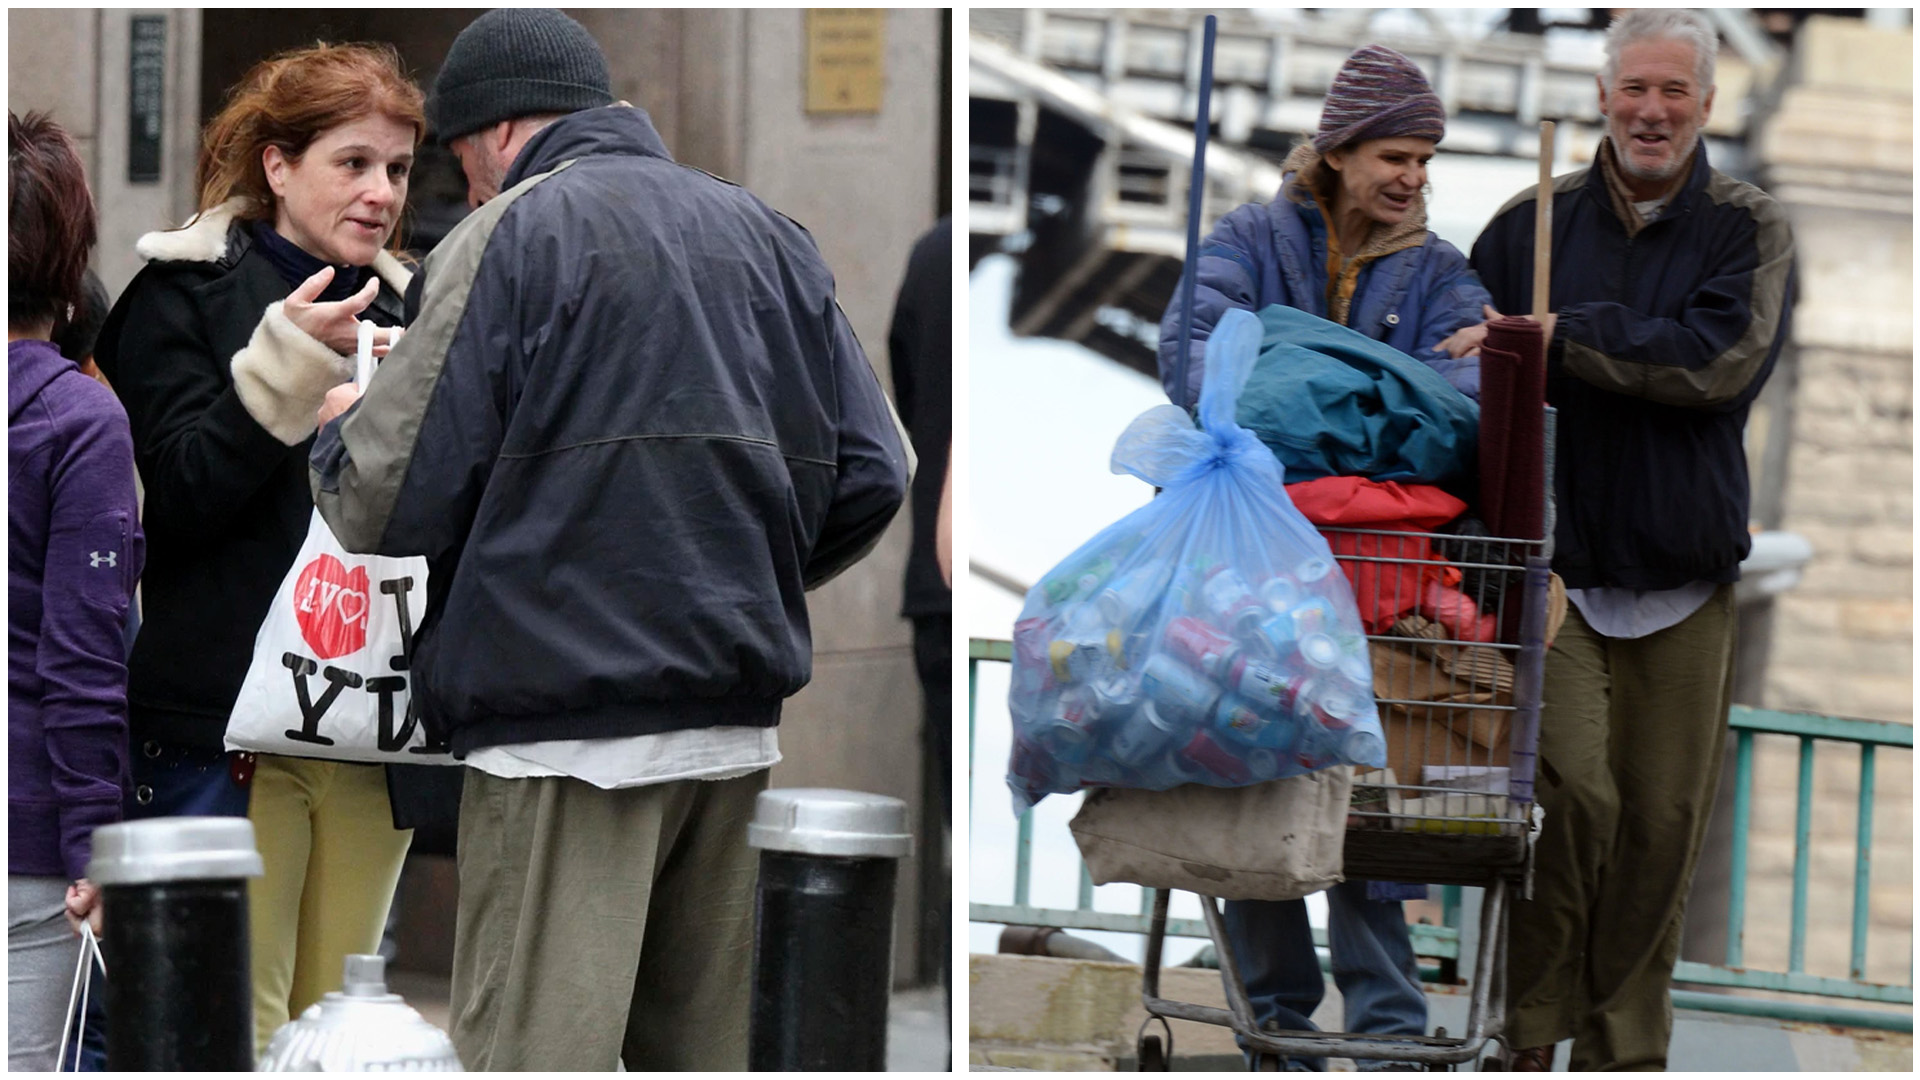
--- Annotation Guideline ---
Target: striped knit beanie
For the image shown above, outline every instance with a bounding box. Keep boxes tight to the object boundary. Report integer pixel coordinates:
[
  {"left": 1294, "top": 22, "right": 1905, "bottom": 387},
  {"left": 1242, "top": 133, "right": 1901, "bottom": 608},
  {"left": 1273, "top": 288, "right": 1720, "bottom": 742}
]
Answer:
[
  {"left": 1312, "top": 45, "right": 1446, "bottom": 153},
  {"left": 428, "top": 8, "right": 614, "bottom": 144}
]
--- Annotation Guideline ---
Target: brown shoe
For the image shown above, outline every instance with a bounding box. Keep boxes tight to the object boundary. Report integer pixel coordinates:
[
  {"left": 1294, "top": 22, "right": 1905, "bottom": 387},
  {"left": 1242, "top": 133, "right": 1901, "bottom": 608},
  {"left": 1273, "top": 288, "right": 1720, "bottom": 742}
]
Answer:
[{"left": 1508, "top": 1044, "right": 1555, "bottom": 1071}]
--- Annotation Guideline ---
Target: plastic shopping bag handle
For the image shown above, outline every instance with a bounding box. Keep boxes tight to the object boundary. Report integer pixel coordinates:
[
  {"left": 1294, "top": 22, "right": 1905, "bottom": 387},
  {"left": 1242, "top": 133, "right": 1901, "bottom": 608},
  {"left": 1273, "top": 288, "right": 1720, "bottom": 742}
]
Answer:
[
  {"left": 355, "top": 322, "right": 404, "bottom": 389},
  {"left": 55, "top": 924, "right": 107, "bottom": 1072}
]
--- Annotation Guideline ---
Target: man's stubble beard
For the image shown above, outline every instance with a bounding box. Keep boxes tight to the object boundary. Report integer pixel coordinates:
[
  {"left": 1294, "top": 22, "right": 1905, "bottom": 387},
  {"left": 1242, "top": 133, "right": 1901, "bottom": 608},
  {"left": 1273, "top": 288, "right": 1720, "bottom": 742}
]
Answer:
[{"left": 1615, "top": 109, "right": 1704, "bottom": 185}]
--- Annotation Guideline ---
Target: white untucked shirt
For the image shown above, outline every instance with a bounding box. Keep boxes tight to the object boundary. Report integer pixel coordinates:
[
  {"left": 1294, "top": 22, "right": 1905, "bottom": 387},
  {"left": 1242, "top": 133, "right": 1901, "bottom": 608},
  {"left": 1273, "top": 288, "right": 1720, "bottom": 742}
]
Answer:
[
  {"left": 1567, "top": 582, "right": 1716, "bottom": 640},
  {"left": 465, "top": 726, "right": 780, "bottom": 789}
]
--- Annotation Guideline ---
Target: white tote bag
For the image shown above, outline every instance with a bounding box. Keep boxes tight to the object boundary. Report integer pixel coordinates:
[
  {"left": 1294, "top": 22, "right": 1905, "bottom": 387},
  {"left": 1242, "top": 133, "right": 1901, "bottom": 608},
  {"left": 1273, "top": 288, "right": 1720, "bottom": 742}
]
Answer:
[
  {"left": 224, "top": 509, "right": 448, "bottom": 764},
  {"left": 225, "top": 323, "right": 454, "bottom": 765}
]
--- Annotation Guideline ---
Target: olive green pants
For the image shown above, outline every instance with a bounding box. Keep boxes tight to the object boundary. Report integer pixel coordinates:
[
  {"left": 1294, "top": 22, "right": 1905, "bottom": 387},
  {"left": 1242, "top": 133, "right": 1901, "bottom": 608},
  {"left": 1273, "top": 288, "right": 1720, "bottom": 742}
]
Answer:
[
  {"left": 448, "top": 766, "right": 768, "bottom": 1071},
  {"left": 1505, "top": 585, "right": 1735, "bottom": 1071}
]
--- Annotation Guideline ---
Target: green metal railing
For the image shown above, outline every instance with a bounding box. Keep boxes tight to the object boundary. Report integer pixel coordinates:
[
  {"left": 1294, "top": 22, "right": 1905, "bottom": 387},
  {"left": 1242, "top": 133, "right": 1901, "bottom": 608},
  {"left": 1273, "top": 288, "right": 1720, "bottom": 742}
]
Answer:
[{"left": 968, "top": 637, "right": 1913, "bottom": 1033}]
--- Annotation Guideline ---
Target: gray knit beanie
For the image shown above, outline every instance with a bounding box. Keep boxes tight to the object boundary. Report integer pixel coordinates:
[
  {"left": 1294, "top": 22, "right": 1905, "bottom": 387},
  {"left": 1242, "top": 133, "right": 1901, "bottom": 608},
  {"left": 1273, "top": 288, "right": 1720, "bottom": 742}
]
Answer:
[{"left": 428, "top": 8, "right": 614, "bottom": 144}]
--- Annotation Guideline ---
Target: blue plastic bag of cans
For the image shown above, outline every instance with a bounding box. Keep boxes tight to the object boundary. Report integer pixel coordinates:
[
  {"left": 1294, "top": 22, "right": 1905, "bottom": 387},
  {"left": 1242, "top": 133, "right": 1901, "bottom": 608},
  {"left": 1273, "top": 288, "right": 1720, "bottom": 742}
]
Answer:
[{"left": 1006, "top": 308, "right": 1387, "bottom": 813}]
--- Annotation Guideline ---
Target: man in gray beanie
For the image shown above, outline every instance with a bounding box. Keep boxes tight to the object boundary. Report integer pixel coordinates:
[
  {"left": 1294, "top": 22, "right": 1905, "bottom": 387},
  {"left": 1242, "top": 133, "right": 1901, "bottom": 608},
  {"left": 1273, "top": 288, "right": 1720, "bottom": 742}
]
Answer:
[{"left": 299, "top": 8, "right": 910, "bottom": 1069}]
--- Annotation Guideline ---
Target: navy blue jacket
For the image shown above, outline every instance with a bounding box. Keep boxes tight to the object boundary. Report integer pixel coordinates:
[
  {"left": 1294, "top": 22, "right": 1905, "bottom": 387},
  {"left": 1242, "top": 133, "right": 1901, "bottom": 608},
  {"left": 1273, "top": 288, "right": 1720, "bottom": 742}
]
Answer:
[
  {"left": 310, "top": 107, "right": 909, "bottom": 754},
  {"left": 1471, "top": 142, "right": 1795, "bottom": 590}
]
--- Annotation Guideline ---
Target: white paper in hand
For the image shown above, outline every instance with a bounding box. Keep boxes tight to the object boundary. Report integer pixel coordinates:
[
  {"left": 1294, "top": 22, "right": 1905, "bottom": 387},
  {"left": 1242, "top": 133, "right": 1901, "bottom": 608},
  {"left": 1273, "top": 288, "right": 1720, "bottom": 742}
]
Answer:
[{"left": 356, "top": 319, "right": 375, "bottom": 388}]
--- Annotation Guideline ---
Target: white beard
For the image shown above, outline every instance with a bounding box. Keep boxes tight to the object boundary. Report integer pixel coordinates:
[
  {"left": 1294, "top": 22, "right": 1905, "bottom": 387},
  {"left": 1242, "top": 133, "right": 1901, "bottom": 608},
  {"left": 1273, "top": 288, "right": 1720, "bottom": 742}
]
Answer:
[{"left": 1617, "top": 132, "right": 1699, "bottom": 183}]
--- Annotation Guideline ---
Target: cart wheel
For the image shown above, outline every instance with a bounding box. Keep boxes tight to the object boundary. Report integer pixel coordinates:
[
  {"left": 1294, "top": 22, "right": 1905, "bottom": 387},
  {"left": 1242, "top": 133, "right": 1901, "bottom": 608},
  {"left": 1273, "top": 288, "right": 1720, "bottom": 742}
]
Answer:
[{"left": 1138, "top": 1034, "right": 1168, "bottom": 1072}]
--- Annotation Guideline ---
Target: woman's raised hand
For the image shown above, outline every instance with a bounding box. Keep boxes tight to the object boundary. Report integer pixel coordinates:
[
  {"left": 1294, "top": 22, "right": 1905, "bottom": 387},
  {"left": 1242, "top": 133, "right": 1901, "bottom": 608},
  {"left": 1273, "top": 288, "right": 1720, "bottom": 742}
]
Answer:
[{"left": 283, "top": 266, "right": 394, "bottom": 357}]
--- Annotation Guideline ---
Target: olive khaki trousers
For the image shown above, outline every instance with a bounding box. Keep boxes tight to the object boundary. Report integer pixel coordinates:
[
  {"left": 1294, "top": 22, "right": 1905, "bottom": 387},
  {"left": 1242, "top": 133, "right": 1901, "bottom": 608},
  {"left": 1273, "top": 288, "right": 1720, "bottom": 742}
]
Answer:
[
  {"left": 1505, "top": 584, "right": 1736, "bottom": 1071},
  {"left": 248, "top": 756, "right": 413, "bottom": 1055},
  {"left": 449, "top": 766, "right": 769, "bottom": 1071}
]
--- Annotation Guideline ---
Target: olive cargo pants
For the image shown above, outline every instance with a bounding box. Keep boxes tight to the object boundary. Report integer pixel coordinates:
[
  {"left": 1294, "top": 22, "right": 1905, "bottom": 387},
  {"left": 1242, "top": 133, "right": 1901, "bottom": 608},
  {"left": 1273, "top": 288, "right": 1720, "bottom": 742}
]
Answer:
[
  {"left": 1505, "top": 584, "right": 1736, "bottom": 1071},
  {"left": 448, "top": 766, "right": 769, "bottom": 1071}
]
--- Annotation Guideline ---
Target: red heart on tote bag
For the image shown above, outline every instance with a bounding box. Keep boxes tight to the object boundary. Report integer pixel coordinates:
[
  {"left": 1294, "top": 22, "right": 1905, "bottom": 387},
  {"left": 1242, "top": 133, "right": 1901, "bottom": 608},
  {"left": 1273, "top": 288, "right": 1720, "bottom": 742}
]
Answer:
[{"left": 293, "top": 554, "right": 372, "bottom": 660}]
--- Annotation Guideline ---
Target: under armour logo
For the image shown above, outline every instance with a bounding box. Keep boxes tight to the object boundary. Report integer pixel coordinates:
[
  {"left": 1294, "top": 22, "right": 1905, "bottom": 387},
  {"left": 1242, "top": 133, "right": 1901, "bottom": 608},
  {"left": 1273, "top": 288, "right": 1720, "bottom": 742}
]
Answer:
[{"left": 89, "top": 551, "right": 118, "bottom": 569}]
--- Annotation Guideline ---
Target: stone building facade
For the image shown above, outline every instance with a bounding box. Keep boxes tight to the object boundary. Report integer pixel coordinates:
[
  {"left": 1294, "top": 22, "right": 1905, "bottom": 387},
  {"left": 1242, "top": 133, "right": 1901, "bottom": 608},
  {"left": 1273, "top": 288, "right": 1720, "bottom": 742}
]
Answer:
[{"left": 1747, "top": 15, "right": 1912, "bottom": 992}]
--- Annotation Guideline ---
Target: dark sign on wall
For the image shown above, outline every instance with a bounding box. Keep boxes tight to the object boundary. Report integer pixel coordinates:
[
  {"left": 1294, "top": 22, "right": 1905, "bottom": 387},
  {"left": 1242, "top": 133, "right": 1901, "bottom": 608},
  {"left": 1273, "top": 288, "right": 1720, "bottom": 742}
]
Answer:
[{"left": 128, "top": 16, "right": 166, "bottom": 183}]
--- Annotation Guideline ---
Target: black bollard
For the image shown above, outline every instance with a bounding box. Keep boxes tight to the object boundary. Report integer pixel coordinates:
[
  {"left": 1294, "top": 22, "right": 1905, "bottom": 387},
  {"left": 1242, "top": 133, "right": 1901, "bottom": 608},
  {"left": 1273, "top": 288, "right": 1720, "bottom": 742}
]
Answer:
[
  {"left": 87, "top": 817, "right": 263, "bottom": 1070},
  {"left": 747, "top": 789, "right": 911, "bottom": 1071}
]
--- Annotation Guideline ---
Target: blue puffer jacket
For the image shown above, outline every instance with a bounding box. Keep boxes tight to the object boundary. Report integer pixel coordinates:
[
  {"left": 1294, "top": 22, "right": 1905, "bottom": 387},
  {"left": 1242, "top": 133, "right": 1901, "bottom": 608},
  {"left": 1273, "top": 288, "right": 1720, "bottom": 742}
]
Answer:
[{"left": 1158, "top": 171, "right": 1490, "bottom": 409}]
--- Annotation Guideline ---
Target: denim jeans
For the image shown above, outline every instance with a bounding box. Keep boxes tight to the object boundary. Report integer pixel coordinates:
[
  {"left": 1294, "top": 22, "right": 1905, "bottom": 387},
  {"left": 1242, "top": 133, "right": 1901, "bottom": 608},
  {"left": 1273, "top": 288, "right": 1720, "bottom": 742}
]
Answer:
[{"left": 1221, "top": 879, "right": 1426, "bottom": 1070}]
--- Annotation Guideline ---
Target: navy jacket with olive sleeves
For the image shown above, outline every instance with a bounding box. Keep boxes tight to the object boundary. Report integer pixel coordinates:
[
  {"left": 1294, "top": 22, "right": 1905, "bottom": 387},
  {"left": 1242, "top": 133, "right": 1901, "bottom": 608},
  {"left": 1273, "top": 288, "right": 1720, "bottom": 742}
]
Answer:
[
  {"left": 309, "top": 106, "right": 910, "bottom": 755},
  {"left": 1470, "top": 141, "right": 1795, "bottom": 590}
]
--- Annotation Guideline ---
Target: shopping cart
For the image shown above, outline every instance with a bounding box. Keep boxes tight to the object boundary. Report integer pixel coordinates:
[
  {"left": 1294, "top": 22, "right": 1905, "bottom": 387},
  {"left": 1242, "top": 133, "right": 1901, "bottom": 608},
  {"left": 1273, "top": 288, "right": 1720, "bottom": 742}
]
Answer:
[{"left": 1131, "top": 517, "right": 1554, "bottom": 1071}]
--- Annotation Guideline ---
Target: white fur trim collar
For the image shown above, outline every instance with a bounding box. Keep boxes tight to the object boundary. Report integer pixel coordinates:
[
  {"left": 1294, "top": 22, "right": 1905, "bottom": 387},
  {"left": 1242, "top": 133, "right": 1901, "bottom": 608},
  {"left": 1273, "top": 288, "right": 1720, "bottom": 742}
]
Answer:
[{"left": 133, "top": 197, "right": 413, "bottom": 294}]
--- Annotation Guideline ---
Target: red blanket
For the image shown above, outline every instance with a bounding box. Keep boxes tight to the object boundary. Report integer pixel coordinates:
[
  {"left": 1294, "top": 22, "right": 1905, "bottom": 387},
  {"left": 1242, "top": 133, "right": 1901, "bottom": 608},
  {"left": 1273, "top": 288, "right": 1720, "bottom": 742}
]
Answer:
[{"left": 1286, "top": 477, "right": 1467, "bottom": 634}]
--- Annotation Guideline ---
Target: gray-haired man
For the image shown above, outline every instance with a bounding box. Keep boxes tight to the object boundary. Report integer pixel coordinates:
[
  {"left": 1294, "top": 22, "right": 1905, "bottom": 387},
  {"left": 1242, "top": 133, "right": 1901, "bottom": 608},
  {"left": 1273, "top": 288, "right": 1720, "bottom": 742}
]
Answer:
[{"left": 1467, "top": 9, "right": 1794, "bottom": 1070}]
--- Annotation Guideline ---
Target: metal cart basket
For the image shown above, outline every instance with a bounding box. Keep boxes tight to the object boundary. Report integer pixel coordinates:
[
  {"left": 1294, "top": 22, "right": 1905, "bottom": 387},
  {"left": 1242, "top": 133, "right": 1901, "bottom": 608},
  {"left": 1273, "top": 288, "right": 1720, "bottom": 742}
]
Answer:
[{"left": 1133, "top": 522, "right": 1554, "bottom": 1071}]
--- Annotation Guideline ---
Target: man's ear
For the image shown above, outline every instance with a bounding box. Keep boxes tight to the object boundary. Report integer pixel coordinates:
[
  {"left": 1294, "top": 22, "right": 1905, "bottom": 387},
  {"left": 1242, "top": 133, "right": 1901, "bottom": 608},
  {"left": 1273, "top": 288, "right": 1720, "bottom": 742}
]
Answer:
[
  {"left": 1595, "top": 74, "right": 1609, "bottom": 119},
  {"left": 487, "top": 119, "right": 516, "bottom": 157}
]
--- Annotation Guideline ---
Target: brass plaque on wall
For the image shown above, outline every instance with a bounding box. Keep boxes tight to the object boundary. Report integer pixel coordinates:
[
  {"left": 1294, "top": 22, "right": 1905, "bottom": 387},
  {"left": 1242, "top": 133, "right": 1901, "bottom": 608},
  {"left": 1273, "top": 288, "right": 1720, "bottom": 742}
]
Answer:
[{"left": 806, "top": 9, "right": 885, "bottom": 114}]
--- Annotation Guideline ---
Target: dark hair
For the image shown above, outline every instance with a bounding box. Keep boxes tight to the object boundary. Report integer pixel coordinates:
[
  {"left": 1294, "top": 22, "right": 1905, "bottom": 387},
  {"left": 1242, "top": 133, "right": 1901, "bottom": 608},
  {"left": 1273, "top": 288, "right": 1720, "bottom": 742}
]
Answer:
[
  {"left": 9, "top": 111, "right": 98, "bottom": 331},
  {"left": 52, "top": 268, "right": 111, "bottom": 362},
  {"left": 195, "top": 42, "right": 424, "bottom": 252}
]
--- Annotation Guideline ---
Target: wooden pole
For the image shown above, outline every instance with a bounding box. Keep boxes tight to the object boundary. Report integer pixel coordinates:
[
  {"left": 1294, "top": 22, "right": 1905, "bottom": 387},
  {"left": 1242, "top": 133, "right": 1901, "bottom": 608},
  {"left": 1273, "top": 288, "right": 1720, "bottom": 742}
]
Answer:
[{"left": 1533, "top": 120, "right": 1555, "bottom": 320}]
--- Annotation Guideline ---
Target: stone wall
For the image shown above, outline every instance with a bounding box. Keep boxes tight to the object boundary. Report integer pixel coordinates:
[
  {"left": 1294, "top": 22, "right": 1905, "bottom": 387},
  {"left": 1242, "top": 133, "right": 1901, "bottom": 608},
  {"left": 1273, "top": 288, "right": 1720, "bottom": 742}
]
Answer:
[
  {"left": 9, "top": 9, "right": 203, "bottom": 296},
  {"left": 1749, "top": 14, "right": 1912, "bottom": 991}
]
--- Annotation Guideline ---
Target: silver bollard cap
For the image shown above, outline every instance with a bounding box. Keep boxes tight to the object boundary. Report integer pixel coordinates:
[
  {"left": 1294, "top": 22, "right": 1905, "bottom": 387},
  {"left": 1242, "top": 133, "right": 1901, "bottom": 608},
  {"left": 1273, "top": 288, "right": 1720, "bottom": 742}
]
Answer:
[
  {"left": 747, "top": 788, "right": 912, "bottom": 859},
  {"left": 86, "top": 817, "right": 264, "bottom": 886}
]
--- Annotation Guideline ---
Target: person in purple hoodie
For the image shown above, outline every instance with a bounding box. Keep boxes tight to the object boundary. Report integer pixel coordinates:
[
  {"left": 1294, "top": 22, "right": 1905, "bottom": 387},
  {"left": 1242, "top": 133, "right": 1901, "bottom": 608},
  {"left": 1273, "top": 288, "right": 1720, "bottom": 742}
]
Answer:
[{"left": 7, "top": 110, "right": 145, "bottom": 1072}]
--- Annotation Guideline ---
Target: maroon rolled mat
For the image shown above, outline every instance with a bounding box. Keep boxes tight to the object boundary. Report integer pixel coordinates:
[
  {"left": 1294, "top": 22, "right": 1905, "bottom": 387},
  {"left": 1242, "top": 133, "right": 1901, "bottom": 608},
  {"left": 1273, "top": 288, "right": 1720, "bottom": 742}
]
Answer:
[
  {"left": 1476, "top": 348, "right": 1514, "bottom": 537},
  {"left": 1479, "top": 317, "right": 1547, "bottom": 646},
  {"left": 1478, "top": 316, "right": 1547, "bottom": 543}
]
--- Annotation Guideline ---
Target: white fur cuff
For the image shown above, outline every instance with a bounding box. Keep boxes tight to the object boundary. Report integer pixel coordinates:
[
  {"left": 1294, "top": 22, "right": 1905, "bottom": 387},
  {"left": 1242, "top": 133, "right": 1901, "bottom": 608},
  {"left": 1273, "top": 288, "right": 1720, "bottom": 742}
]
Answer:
[{"left": 230, "top": 301, "right": 353, "bottom": 446}]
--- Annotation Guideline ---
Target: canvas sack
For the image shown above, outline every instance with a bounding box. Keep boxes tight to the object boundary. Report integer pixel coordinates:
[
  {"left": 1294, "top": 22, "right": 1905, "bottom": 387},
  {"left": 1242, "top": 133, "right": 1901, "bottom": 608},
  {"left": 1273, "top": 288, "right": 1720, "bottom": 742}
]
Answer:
[{"left": 1068, "top": 768, "right": 1351, "bottom": 902}]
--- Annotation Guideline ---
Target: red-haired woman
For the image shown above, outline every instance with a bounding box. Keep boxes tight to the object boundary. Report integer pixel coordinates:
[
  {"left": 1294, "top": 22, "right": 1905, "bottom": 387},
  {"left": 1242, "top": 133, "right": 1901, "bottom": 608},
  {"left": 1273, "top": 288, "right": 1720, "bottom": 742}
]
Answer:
[
  {"left": 92, "top": 43, "right": 424, "bottom": 1052},
  {"left": 8, "top": 110, "right": 143, "bottom": 1071}
]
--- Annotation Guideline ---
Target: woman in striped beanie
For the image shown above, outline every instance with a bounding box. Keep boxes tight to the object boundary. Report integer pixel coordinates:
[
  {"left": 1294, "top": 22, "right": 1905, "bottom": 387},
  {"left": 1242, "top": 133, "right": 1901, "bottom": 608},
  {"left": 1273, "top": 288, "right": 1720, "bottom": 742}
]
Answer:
[
  {"left": 1153, "top": 43, "right": 1493, "bottom": 1070},
  {"left": 1156, "top": 43, "right": 1491, "bottom": 409}
]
